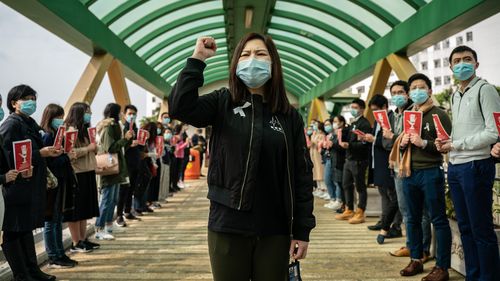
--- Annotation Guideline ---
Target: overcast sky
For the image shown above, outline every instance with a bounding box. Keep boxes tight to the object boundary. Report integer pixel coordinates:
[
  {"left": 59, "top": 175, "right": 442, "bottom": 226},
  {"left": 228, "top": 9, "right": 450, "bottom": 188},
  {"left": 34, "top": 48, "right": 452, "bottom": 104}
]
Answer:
[{"left": 0, "top": 2, "right": 151, "bottom": 126}]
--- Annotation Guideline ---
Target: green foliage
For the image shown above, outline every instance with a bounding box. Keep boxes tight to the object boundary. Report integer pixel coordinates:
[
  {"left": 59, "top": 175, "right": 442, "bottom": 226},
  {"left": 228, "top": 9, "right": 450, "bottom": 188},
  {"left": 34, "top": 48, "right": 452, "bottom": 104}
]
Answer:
[
  {"left": 434, "top": 88, "right": 453, "bottom": 110},
  {"left": 139, "top": 116, "right": 158, "bottom": 127}
]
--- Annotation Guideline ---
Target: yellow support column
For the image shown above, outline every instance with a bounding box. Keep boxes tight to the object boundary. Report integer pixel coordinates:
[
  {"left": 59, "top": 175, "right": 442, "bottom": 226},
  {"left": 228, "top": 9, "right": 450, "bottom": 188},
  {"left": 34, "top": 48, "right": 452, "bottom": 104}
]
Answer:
[
  {"left": 307, "top": 98, "right": 330, "bottom": 125},
  {"left": 65, "top": 53, "right": 113, "bottom": 113},
  {"left": 364, "top": 58, "right": 392, "bottom": 125},
  {"left": 108, "top": 59, "right": 131, "bottom": 110}
]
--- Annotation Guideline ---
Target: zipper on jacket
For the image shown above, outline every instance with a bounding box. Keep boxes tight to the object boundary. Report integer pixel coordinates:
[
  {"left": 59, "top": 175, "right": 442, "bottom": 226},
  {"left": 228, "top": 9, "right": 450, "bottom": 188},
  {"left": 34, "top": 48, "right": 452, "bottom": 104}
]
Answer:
[
  {"left": 238, "top": 95, "right": 254, "bottom": 210},
  {"left": 275, "top": 117, "right": 294, "bottom": 238}
]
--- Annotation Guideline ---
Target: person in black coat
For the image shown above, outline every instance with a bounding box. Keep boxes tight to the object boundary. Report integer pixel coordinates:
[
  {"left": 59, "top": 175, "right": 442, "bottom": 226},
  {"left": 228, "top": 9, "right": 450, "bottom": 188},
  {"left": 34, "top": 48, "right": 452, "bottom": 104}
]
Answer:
[
  {"left": 169, "top": 33, "right": 315, "bottom": 280},
  {"left": 362, "top": 95, "right": 400, "bottom": 244},
  {"left": 40, "top": 103, "right": 78, "bottom": 268},
  {"left": 0, "top": 85, "right": 61, "bottom": 281}
]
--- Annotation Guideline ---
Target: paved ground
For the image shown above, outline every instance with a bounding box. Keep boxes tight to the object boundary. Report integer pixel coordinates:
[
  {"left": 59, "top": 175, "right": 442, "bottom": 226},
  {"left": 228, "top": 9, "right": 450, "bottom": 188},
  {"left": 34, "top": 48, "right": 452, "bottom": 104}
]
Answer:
[{"left": 45, "top": 179, "right": 464, "bottom": 280}]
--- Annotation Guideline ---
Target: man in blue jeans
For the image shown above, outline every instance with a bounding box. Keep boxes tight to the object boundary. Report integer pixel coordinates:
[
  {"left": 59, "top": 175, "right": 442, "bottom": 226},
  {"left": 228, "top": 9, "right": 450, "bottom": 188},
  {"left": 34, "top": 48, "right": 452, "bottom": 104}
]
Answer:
[
  {"left": 437, "top": 45, "right": 500, "bottom": 281},
  {"left": 391, "top": 73, "right": 452, "bottom": 281}
]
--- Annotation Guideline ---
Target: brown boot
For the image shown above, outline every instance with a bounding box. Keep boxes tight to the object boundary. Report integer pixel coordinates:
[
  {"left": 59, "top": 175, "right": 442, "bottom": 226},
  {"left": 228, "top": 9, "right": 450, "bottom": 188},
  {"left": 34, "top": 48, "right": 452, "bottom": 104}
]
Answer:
[
  {"left": 348, "top": 208, "right": 365, "bottom": 224},
  {"left": 421, "top": 267, "right": 449, "bottom": 281},
  {"left": 390, "top": 246, "right": 410, "bottom": 257},
  {"left": 334, "top": 208, "right": 354, "bottom": 220},
  {"left": 400, "top": 260, "right": 424, "bottom": 276}
]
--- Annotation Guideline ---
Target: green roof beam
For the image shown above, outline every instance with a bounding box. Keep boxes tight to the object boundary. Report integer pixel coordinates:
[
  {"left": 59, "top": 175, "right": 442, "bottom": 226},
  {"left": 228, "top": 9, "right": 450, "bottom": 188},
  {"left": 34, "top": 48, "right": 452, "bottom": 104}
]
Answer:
[
  {"left": 100, "top": 0, "right": 143, "bottom": 26},
  {"left": 162, "top": 55, "right": 228, "bottom": 80},
  {"left": 403, "top": 0, "right": 428, "bottom": 10},
  {"left": 276, "top": 45, "right": 332, "bottom": 74},
  {"left": 351, "top": 0, "right": 401, "bottom": 27},
  {"left": 278, "top": 52, "right": 326, "bottom": 79},
  {"left": 280, "top": 59, "right": 321, "bottom": 84}
]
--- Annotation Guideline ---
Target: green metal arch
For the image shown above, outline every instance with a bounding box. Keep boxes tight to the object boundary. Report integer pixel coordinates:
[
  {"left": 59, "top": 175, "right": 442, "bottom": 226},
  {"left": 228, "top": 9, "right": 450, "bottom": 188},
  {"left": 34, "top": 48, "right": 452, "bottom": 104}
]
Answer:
[
  {"left": 403, "top": 0, "right": 427, "bottom": 11},
  {"left": 282, "top": 0, "right": 380, "bottom": 41},
  {"left": 284, "top": 80, "right": 303, "bottom": 97},
  {"left": 270, "top": 34, "right": 342, "bottom": 68},
  {"left": 151, "top": 33, "right": 226, "bottom": 71},
  {"left": 271, "top": 10, "right": 365, "bottom": 52},
  {"left": 204, "top": 66, "right": 230, "bottom": 79},
  {"left": 282, "top": 66, "right": 315, "bottom": 89},
  {"left": 116, "top": 0, "right": 206, "bottom": 39},
  {"left": 269, "top": 22, "right": 354, "bottom": 61},
  {"left": 278, "top": 52, "right": 326, "bottom": 79},
  {"left": 129, "top": 9, "right": 224, "bottom": 51},
  {"left": 203, "top": 71, "right": 229, "bottom": 86},
  {"left": 280, "top": 59, "right": 321, "bottom": 84},
  {"left": 276, "top": 45, "right": 332, "bottom": 75},
  {"left": 284, "top": 74, "right": 309, "bottom": 93},
  {"left": 351, "top": 0, "right": 400, "bottom": 27},
  {"left": 141, "top": 21, "right": 225, "bottom": 61},
  {"left": 100, "top": 0, "right": 143, "bottom": 26},
  {"left": 162, "top": 55, "right": 227, "bottom": 79}
]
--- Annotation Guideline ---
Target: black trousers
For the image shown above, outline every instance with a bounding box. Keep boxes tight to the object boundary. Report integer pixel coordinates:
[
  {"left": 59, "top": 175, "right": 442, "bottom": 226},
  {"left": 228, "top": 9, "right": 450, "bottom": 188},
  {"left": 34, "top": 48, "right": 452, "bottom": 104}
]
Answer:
[
  {"left": 147, "top": 160, "right": 161, "bottom": 202},
  {"left": 378, "top": 184, "right": 400, "bottom": 231},
  {"left": 208, "top": 230, "right": 289, "bottom": 281},
  {"left": 170, "top": 157, "right": 181, "bottom": 190},
  {"left": 342, "top": 160, "right": 369, "bottom": 210},
  {"left": 117, "top": 168, "right": 137, "bottom": 216}
]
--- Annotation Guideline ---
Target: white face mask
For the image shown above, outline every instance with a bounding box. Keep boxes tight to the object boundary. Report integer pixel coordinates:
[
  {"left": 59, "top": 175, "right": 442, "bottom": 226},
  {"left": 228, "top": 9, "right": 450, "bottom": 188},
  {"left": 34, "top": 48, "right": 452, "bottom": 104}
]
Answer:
[{"left": 332, "top": 123, "right": 339, "bottom": 130}]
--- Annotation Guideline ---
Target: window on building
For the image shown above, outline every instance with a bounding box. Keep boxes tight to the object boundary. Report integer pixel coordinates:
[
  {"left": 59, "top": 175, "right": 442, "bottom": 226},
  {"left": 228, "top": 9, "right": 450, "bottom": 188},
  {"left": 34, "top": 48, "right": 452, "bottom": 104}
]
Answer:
[
  {"left": 444, "top": 75, "right": 451, "bottom": 85},
  {"left": 421, "top": 61, "right": 428, "bottom": 70},
  {"left": 357, "top": 86, "right": 365, "bottom": 94},
  {"left": 443, "top": 58, "right": 450, "bottom": 67},
  {"left": 435, "top": 77, "right": 442, "bottom": 86},
  {"left": 434, "top": 59, "right": 441, "bottom": 68},
  {"left": 443, "top": 39, "right": 450, "bottom": 49},
  {"left": 456, "top": 36, "right": 463, "bottom": 45},
  {"left": 433, "top": 43, "right": 441, "bottom": 50},
  {"left": 466, "top": 31, "right": 473, "bottom": 42}
]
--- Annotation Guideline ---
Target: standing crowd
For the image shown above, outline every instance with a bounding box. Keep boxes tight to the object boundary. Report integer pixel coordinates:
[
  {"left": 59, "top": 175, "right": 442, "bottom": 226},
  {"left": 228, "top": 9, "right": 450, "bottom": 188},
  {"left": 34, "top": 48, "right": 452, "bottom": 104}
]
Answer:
[
  {"left": 0, "top": 87, "right": 206, "bottom": 281},
  {"left": 308, "top": 45, "right": 500, "bottom": 281}
]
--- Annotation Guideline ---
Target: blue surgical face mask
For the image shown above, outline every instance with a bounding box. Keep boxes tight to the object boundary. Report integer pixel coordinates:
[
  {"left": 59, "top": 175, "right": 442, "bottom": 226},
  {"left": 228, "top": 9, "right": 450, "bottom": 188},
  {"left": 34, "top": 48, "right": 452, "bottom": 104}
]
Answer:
[
  {"left": 164, "top": 133, "right": 172, "bottom": 141},
  {"left": 410, "top": 89, "right": 429, "bottom": 105},
  {"left": 350, "top": 108, "right": 359, "bottom": 117},
  {"left": 0, "top": 108, "right": 4, "bottom": 121},
  {"left": 312, "top": 124, "right": 318, "bottom": 131},
  {"left": 162, "top": 117, "right": 170, "bottom": 125},
  {"left": 157, "top": 128, "right": 162, "bottom": 135},
  {"left": 236, "top": 58, "right": 272, "bottom": 88},
  {"left": 126, "top": 114, "right": 136, "bottom": 124},
  {"left": 452, "top": 62, "right": 475, "bottom": 81},
  {"left": 20, "top": 100, "right": 36, "bottom": 116},
  {"left": 325, "top": 125, "right": 332, "bottom": 133},
  {"left": 84, "top": 113, "right": 92, "bottom": 124},
  {"left": 391, "top": 95, "right": 408, "bottom": 108},
  {"left": 306, "top": 129, "right": 313, "bottom": 136},
  {"left": 51, "top": 118, "right": 64, "bottom": 130}
]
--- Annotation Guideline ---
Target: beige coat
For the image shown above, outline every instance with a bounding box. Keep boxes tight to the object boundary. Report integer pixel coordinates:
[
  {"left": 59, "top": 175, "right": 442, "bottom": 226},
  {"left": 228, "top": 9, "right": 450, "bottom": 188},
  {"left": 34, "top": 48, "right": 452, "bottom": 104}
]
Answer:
[{"left": 310, "top": 132, "right": 325, "bottom": 181}]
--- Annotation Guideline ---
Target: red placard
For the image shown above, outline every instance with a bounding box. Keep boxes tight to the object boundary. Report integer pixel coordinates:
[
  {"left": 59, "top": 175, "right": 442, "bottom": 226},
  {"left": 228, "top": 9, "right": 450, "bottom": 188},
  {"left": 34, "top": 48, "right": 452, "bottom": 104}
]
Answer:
[
  {"left": 432, "top": 114, "right": 450, "bottom": 141},
  {"left": 155, "top": 136, "right": 164, "bottom": 157},
  {"left": 64, "top": 130, "right": 78, "bottom": 153},
  {"left": 13, "top": 139, "right": 32, "bottom": 172},
  {"left": 87, "top": 127, "right": 96, "bottom": 144},
  {"left": 53, "top": 126, "right": 66, "bottom": 150},
  {"left": 403, "top": 111, "right": 423, "bottom": 136},
  {"left": 337, "top": 129, "right": 342, "bottom": 145},
  {"left": 137, "top": 129, "right": 149, "bottom": 146},
  {"left": 353, "top": 129, "right": 366, "bottom": 137},
  {"left": 494, "top": 112, "right": 500, "bottom": 136},
  {"left": 373, "top": 110, "right": 391, "bottom": 131}
]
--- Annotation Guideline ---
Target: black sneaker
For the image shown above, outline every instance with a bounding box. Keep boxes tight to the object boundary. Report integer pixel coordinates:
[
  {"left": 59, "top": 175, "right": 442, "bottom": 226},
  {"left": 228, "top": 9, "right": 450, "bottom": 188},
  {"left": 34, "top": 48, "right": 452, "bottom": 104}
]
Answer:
[
  {"left": 70, "top": 241, "right": 92, "bottom": 253},
  {"left": 84, "top": 239, "right": 100, "bottom": 250},
  {"left": 132, "top": 210, "right": 143, "bottom": 217},
  {"left": 125, "top": 213, "right": 141, "bottom": 221},
  {"left": 115, "top": 216, "right": 127, "bottom": 227},
  {"left": 60, "top": 255, "right": 78, "bottom": 266},
  {"left": 48, "top": 257, "right": 75, "bottom": 269},
  {"left": 143, "top": 207, "right": 154, "bottom": 213}
]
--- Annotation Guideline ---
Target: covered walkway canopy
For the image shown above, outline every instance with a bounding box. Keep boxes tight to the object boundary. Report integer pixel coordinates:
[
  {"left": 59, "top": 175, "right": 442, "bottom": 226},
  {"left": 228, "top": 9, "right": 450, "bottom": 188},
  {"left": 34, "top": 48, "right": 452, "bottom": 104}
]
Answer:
[{"left": 2, "top": 0, "right": 500, "bottom": 109}]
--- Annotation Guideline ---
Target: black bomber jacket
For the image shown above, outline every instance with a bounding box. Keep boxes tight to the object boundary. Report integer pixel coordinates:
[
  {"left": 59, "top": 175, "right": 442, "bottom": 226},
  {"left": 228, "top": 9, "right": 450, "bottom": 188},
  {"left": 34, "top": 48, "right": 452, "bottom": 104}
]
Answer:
[{"left": 169, "top": 58, "right": 316, "bottom": 241}]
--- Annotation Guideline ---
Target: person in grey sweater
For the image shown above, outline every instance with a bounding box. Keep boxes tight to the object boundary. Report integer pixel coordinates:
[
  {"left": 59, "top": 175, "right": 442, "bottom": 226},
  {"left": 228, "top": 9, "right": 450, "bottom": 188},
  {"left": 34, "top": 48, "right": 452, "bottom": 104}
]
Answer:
[{"left": 436, "top": 45, "right": 500, "bottom": 281}]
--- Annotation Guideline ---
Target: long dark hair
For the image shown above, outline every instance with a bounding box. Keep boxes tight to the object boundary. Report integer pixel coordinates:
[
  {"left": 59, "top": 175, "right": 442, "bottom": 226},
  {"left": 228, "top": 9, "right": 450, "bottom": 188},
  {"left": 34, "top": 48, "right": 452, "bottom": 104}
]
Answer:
[
  {"left": 65, "top": 102, "right": 90, "bottom": 142},
  {"left": 40, "top": 104, "right": 64, "bottom": 134},
  {"left": 141, "top": 121, "right": 157, "bottom": 145},
  {"left": 103, "top": 103, "right": 121, "bottom": 123},
  {"left": 229, "top": 33, "right": 290, "bottom": 114}
]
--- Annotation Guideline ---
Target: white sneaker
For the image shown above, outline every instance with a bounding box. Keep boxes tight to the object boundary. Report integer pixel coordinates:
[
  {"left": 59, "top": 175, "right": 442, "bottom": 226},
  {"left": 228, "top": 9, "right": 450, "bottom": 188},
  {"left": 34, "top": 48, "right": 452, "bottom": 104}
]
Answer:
[
  {"left": 105, "top": 225, "right": 114, "bottom": 234},
  {"left": 178, "top": 181, "right": 185, "bottom": 189},
  {"left": 313, "top": 190, "right": 322, "bottom": 197},
  {"left": 320, "top": 193, "right": 331, "bottom": 200},
  {"left": 330, "top": 200, "right": 342, "bottom": 210},
  {"left": 95, "top": 231, "right": 115, "bottom": 240},
  {"left": 323, "top": 201, "right": 335, "bottom": 208}
]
